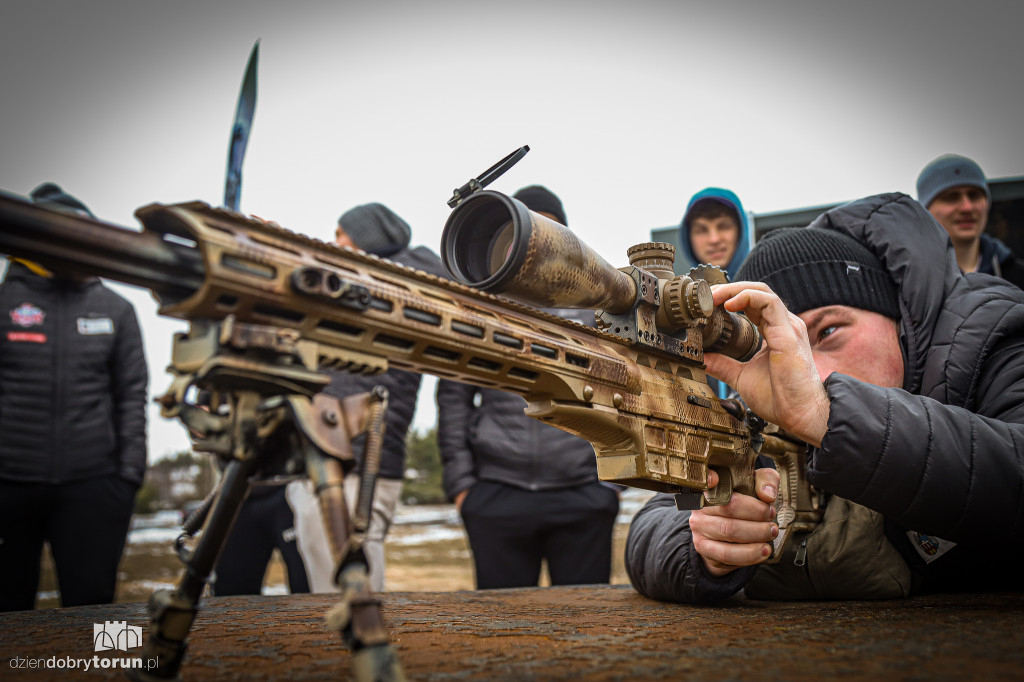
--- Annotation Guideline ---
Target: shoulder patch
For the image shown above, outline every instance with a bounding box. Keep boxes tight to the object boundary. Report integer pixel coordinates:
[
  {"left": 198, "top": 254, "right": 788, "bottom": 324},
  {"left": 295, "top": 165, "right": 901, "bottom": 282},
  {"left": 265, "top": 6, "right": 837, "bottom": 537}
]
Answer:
[{"left": 906, "top": 530, "right": 957, "bottom": 564}]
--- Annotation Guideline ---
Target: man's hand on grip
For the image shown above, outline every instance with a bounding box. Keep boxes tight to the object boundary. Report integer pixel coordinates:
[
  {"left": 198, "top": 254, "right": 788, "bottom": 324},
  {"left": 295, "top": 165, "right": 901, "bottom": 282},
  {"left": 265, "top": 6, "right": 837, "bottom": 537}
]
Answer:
[{"left": 690, "top": 468, "right": 781, "bottom": 577}]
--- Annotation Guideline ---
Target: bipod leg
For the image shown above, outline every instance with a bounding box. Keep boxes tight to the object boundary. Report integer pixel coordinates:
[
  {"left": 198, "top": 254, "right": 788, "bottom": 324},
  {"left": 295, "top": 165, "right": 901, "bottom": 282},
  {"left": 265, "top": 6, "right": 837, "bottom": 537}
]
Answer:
[
  {"left": 352, "top": 386, "right": 388, "bottom": 536},
  {"left": 330, "top": 561, "right": 405, "bottom": 682},
  {"left": 307, "top": 447, "right": 405, "bottom": 682},
  {"left": 128, "top": 456, "right": 257, "bottom": 681}
]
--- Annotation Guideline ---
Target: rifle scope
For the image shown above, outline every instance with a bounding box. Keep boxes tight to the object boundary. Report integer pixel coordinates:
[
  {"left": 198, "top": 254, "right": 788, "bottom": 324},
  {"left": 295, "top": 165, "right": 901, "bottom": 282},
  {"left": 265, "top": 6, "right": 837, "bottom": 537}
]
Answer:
[
  {"left": 441, "top": 190, "right": 636, "bottom": 314},
  {"left": 441, "top": 190, "right": 762, "bottom": 362}
]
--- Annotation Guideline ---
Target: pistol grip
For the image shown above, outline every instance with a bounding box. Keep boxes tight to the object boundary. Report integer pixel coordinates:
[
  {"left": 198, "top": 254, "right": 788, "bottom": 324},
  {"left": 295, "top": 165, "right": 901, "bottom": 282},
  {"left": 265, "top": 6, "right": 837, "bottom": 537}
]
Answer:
[{"left": 765, "top": 506, "right": 795, "bottom": 564}]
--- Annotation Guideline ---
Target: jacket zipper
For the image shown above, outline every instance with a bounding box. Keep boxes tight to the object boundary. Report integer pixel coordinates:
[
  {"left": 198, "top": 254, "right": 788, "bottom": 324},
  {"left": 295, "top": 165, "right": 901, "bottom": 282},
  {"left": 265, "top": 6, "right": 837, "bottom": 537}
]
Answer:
[{"left": 794, "top": 536, "right": 809, "bottom": 567}]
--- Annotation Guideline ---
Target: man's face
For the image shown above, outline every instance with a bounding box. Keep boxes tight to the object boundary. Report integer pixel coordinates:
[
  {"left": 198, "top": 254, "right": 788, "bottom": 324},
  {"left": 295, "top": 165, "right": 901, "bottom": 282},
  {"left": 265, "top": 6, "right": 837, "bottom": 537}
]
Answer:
[
  {"left": 927, "top": 185, "right": 990, "bottom": 247},
  {"left": 335, "top": 223, "right": 356, "bottom": 248},
  {"left": 689, "top": 215, "right": 739, "bottom": 268},
  {"left": 798, "top": 305, "right": 904, "bottom": 388}
]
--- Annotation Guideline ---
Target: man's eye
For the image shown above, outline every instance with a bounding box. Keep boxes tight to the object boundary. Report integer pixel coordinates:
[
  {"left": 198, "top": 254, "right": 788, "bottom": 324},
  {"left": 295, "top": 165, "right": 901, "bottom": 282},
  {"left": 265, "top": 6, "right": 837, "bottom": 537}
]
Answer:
[{"left": 818, "top": 325, "right": 838, "bottom": 341}]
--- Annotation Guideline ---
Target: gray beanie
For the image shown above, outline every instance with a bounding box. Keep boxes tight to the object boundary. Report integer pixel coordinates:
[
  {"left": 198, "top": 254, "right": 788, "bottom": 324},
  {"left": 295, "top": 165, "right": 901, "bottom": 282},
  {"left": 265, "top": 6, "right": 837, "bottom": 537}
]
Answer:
[
  {"left": 338, "top": 203, "right": 412, "bottom": 257},
  {"left": 916, "top": 154, "right": 990, "bottom": 208}
]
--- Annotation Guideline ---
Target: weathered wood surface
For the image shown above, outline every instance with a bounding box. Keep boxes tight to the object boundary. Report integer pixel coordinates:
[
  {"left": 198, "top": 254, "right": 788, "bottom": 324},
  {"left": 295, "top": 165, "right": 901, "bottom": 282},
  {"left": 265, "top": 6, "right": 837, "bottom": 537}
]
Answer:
[{"left": 3, "top": 585, "right": 1023, "bottom": 680}]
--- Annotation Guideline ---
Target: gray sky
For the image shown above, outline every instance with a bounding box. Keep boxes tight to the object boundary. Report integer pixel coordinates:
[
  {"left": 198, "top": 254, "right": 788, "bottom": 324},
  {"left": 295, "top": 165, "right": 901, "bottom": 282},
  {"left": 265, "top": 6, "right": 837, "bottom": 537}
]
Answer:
[{"left": 2, "top": 0, "right": 1022, "bottom": 462}]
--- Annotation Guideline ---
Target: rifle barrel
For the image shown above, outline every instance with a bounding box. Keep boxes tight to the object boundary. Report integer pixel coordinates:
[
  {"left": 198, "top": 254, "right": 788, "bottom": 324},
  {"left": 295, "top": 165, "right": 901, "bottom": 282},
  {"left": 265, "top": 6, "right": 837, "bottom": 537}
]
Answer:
[{"left": 0, "top": 190, "right": 204, "bottom": 300}]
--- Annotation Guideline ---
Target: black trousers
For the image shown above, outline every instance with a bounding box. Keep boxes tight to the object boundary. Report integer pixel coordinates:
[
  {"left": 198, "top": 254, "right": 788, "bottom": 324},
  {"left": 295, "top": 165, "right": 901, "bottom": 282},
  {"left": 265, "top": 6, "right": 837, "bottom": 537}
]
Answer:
[
  {"left": 212, "top": 484, "right": 310, "bottom": 595},
  {"left": 460, "top": 480, "right": 620, "bottom": 589},
  {"left": 0, "top": 475, "right": 137, "bottom": 611}
]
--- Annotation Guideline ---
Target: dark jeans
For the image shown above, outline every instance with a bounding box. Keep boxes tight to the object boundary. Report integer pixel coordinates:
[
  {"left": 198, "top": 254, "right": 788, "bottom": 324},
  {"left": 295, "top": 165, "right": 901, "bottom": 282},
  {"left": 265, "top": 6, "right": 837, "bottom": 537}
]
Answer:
[
  {"left": 0, "top": 475, "right": 138, "bottom": 611},
  {"left": 460, "top": 480, "right": 620, "bottom": 589},
  {"left": 212, "top": 484, "right": 310, "bottom": 595}
]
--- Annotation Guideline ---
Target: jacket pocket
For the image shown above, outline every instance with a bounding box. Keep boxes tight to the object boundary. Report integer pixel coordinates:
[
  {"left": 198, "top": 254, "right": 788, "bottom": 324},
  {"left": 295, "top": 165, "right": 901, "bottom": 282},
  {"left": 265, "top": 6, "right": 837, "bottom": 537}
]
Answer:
[{"left": 745, "top": 497, "right": 912, "bottom": 600}]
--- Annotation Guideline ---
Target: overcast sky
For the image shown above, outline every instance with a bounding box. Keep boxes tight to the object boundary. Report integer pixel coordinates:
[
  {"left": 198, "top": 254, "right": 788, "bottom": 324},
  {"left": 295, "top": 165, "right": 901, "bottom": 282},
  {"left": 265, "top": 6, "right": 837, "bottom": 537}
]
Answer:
[{"left": 2, "top": 0, "right": 1022, "bottom": 462}]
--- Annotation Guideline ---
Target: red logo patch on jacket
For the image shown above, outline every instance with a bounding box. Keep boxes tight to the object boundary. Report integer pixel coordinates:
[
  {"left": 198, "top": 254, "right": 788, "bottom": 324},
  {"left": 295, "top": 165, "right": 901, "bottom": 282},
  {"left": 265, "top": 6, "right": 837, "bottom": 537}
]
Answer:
[
  {"left": 10, "top": 302, "right": 45, "bottom": 328},
  {"left": 7, "top": 331, "right": 47, "bottom": 343}
]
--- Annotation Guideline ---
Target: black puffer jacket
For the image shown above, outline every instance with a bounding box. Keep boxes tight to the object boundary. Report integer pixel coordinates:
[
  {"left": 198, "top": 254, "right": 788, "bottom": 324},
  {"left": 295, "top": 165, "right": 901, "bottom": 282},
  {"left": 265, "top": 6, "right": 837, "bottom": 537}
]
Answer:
[
  {"left": 435, "top": 308, "right": 601, "bottom": 500},
  {"left": 626, "top": 193, "right": 1024, "bottom": 602},
  {"left": 321, "top": 246, "right": 447, "bottom": 480},
  {"left": 0, "top": 262, "right": 148, "bottom": 485}
]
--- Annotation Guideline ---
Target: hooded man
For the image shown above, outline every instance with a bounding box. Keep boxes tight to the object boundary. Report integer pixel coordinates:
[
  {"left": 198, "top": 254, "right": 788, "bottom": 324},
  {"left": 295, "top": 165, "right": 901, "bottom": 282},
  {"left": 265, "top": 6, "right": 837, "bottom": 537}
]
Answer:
[
  {"left": 678, "top": 187, "right": 752, "bottom": 278},
  {"left": 679, "top": 187, "right": 752, "bottom": 400}
]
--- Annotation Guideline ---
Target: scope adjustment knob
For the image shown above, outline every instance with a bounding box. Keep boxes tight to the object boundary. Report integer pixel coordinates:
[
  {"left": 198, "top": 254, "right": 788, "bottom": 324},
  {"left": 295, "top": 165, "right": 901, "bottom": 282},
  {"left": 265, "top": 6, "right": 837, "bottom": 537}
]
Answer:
[
  {"left": 663, "top": 277, "right": 714, "bottom": 328},
  {"left": 627, "top": 242, "right": 676, "bottom": 281},
  {"left": 685, "top": 279, "right": 714, "bottom": 319},
  {"left": 687, "top": 264, "right": 729, "bottom": 286}
]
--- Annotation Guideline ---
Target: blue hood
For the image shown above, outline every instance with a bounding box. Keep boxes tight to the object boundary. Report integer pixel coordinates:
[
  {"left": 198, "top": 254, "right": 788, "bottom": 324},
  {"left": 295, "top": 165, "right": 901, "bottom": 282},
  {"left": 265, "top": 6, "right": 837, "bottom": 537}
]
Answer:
[{"left": 678, "top": 187, "right": 752, "bottom": 280}]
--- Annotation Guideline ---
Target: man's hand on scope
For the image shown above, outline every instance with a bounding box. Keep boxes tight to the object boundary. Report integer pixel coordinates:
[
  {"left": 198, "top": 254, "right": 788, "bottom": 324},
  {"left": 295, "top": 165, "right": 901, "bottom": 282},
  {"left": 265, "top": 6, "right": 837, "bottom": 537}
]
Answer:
[
  {"left": 703, "top": 281, "right": 830, "bottom": 448},
  {"left": 690, "top": 468, "right": 781, "bottom": 576}
]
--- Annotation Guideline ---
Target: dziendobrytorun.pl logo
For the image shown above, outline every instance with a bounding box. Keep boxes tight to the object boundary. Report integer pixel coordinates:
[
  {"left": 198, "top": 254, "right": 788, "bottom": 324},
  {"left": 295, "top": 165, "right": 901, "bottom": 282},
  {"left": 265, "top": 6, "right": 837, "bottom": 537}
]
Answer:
[{"left": 8, "top": 621, "right": 159, "bottom": 673}]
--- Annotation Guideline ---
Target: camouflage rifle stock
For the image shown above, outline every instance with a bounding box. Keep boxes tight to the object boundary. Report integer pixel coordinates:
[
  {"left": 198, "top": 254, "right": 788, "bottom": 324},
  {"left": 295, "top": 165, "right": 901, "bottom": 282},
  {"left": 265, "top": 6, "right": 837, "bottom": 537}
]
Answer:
[{"left": 0, "top": 187, "right": 818, "bottom": 545}]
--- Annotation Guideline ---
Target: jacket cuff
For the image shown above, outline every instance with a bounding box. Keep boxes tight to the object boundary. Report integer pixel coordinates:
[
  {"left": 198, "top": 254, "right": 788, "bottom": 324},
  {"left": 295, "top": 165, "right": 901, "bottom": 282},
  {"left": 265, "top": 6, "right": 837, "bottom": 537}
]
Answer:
[
  {"left": 686, "top": 540, "right": 758, "bottom": 601},
  {"left": 809, "top": 373, "right": 884, "bottom": 497}
]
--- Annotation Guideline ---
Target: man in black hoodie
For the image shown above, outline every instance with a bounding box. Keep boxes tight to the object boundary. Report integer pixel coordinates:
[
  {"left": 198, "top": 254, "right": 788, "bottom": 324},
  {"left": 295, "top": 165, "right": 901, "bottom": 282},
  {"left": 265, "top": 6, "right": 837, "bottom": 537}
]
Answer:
[{"left": 0, "top": 183, "right": 148, "bottom": 611}]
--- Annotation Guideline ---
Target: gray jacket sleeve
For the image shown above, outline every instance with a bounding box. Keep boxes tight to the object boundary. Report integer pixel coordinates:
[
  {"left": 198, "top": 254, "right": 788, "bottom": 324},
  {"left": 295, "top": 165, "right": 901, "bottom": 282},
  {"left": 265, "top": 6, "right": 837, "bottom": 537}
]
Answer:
[
  {"left": 112, "top": 303, "right": 149, "bottom": 485},
  {"left": 625, "top": 492, "right": 757, "bottom": 604},
  {"left": 810, "top": 335, "right": 1024, "bottom": 545},
  {"left": 436, "top": 379, "right": 478, "bottom": 501}
]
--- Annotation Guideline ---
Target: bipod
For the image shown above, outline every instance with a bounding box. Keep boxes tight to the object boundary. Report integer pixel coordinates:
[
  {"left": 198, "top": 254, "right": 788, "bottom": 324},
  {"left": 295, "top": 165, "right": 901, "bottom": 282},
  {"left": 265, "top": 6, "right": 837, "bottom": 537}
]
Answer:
[{"left": 128, "top": 318, "right": 404, "bottom": 681}]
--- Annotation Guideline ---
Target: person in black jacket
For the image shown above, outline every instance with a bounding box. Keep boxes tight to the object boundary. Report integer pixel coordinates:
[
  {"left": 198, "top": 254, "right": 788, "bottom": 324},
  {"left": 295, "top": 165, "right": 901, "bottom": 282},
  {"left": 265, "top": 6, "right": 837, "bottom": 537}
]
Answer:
[
  {"left": 625, "top": 192, "right": 1024, "bottom": 603},
  {"left": 0, "top": 183, "right": 148, "bottom": 611},
  {"left": 436, "top": 185, "right": 620, "bottom": 590},
  {"left": 916, "top": 153, "right": 1024, "bottom": 288},
  {"left": 213, "top": 202, "right": 446, "bottom": 595},
  {"left": 323, "top": 202, "right": 448, "bottom": 592}
]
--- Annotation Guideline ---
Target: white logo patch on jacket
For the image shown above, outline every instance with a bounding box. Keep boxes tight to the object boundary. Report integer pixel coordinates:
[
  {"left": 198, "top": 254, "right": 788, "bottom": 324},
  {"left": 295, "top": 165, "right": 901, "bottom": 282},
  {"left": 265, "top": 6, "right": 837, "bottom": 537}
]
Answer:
[{"left": 77, "top": 317, "right": 114, "bottom": 335}]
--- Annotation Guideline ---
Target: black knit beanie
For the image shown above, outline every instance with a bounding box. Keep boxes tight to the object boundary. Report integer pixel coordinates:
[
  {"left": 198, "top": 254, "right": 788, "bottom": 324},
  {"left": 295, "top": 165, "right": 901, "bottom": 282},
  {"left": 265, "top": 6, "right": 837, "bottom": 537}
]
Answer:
[
  {"left": 513, "top": 185, "right": 568, "bottom": 226},
  {"left": 735, "top": 227, "right": 900, "bottom": 319},
  {"left": 338, "top": 202, "right": 412, "bottom": 258},
  {"left": 29, "top": 182, "right": 95, "bottom": 218}
]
